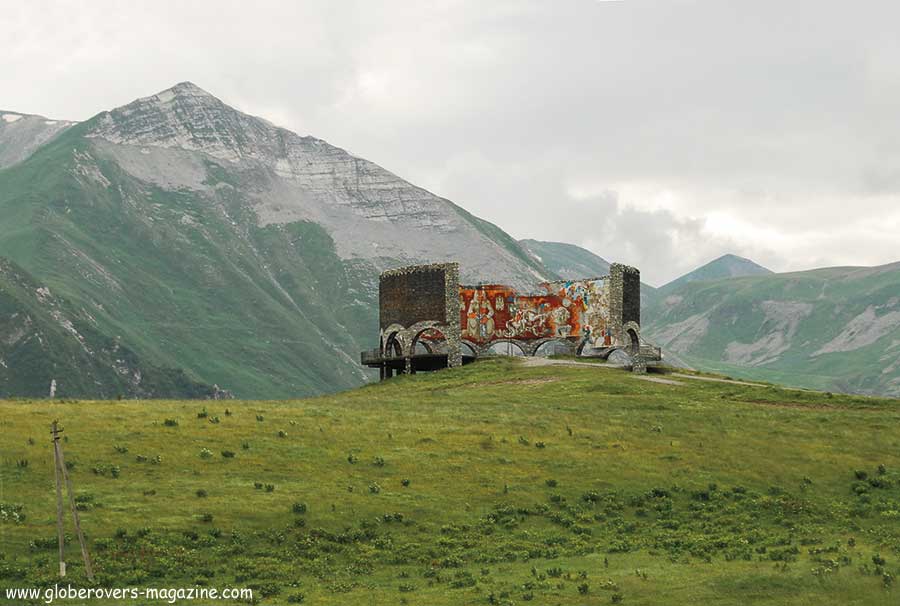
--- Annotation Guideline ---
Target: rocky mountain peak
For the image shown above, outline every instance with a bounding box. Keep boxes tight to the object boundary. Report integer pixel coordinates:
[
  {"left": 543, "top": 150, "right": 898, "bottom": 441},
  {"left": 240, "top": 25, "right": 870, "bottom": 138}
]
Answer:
[{"left": 87, "top": 82, "right": 282, "bottom": 163}]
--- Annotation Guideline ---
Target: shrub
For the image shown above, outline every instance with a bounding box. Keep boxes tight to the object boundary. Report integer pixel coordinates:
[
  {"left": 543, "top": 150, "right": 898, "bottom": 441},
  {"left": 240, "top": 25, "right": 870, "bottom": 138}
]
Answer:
[
  {"left": 518, "top": 436, "right": 530, "bottom": 446},
  {"left": 221, "top": 450, "right": 236, "bottom": 459},
  {"left": 114, "top": 444, "right": 128, "bottom": 454},
  {"left": 277, "top": 430, "right": 288, "bottom": 438},
  {"left": 224, "top": 409, "right": 232, "bottom": 416},
  {"left": 578, "top": 583, "right": 589, "bottom": 594},
  {"left": 135, "top": 455, "right": 148, "bottom": 463},
  {"left": 197, "top": 409, "right": 208, "bottom": 419},
  {"left": 150, "top": 455, "right": 161, "bottom": 465},
  {"left": 15, "top": 459, "right": 28, "bottom": 469},
  {"left": 373, "top": 456, "right": 385, "bottom": 467},
  {"left": 292, "top": 502, "right": 308, "bottom": 514},
  {"left": 546, "top": 479, "right": 558, "bottom": 487},
  {"left": 196, "top": 489, "right": 208, "bottom": 498},
  {"left": 254, "top": 482, "right": 263, "bottom": 490},
  {"left": 401, "top": 478, "right": 411, "bottom": 487},
  {"left": 163, "top": 419, "right": 178, "bottom": 427},
  {"left": 265, "top": 484, "right": 275, "bottom": 493},
  {"left": 535, "top": 441, "right": 546, "bottom": 449},
  {"left": 241, "top": 441, "right": 250, "bottom": 450},
  {"left": 347, "top": 453, "right": 358, "bottom": 464},
  {"left": 878, "top": 464, "right": 887, "bottom": 475},
  {"left": 369, "top": 482, "right": 382, "bottom": 494},
  {"left": 286, "top": 593, "right": 305, "bottom": 603},
  {"left": 91, "top": 464, "right": 120, "bottom": 478},
  {"left": 612, "top": 593, "right": 624, "bottom": 603},
  {"left": 199, "top": 448, "right": 213, "bottom": 459},
  {"left": 854, "top": 470, "right": 868, "bottom": 481},
  {"left": 199, "top": 513, "right": 214, "bottom": 523},
  {"left": 256, "top": 415, "right": 264, "bottom": 422}
]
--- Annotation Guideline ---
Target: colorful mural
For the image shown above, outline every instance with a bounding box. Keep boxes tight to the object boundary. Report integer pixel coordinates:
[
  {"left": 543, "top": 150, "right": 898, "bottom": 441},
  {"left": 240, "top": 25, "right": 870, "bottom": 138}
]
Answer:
[{"left": 458, "top": 279, "right": 611, "bottom": 348}]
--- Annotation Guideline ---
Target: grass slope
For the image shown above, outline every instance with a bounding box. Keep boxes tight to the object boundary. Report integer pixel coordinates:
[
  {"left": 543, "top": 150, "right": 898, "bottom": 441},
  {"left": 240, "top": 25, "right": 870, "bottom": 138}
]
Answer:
[
  {"left": 0, "top": 258, "right": 217, "bottom": 399},
  {"left": 2, "top": 359, "right": 899, "bottom": 604},
  {"left": 0, "top": 123, "right": 377, "bottom": 398},
  {"left": 644, "top": 264, "right": 900, "bottom": 397}
]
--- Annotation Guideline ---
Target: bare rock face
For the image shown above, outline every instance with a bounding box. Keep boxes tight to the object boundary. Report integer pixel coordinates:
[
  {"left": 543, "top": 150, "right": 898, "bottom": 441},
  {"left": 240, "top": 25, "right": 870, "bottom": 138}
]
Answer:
[
  {"left": 0, "top": 111, "right": 76, "bottom": 169},
  {"left": 86, "top": 82, "right": 550, "bottom": 288}
]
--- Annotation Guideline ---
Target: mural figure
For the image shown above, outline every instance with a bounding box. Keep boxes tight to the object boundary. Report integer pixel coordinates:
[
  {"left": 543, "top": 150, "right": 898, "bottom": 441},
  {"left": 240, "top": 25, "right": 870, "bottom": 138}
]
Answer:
[{"left": 478, "top": 289, "right": 495, "bottom": 339}]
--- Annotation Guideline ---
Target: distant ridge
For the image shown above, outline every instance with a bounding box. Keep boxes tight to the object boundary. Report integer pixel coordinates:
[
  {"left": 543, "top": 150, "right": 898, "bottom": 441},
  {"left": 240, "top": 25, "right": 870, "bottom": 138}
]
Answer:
[{"left": 658, "top": 254, "right": 772, "bottom": 295}]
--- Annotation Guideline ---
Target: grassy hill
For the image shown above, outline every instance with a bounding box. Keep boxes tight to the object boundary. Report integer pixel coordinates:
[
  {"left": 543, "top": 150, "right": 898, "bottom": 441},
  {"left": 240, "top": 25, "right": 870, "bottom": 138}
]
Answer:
[
  {"left": 644, "top": 263, "right": 900, "bottom": 397},
  {"left": 0, "top": 257, "right": 220, "bottom": 399},
  {"left": 2, "top": 359, "right": 899, "bottom": 604}
]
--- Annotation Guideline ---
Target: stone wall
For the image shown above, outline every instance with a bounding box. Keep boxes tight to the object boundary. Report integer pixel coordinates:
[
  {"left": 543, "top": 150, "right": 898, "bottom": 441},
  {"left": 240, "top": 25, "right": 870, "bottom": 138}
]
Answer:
[
  {"left": 606, "top": 263, "right": 641, "bottom": 349},
  {"left": 378, "top": 263, "right": 462, "bottom": 369}
]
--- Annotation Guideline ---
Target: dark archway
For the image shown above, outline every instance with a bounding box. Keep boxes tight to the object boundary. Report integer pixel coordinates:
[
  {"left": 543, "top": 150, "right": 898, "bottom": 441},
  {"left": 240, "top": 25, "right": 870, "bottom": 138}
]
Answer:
[
  {"left": 384, "top": 332, "right": 403, "bottom": 358},
  {"left": 626, "top": 328, "right": 640, "bottom": 356},
  {"left": 411, "top": 327, "right": 448, "bottom": 356}
]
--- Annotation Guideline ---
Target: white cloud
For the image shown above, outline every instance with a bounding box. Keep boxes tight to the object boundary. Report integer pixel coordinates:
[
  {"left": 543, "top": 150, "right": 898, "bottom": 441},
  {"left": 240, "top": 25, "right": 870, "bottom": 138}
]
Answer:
[{"left": 3, "top": 0, "right": 900, "bottom": 285}]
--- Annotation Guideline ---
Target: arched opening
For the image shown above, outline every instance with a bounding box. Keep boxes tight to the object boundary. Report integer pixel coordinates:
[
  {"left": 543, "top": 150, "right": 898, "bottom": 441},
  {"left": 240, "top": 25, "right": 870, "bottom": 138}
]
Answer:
[
  {"left": 627, "top": 328, "right": 640, "bottom": 356},
  {"left": 384, "top": 332, "right": 403, "bottom": 358},
  {"left": 486, "top": 340, "right": 526, "bottom": 357},
  {"left": 534, "top": 339, "right": 574, "bottom": 357},
  {"left": 460, "top": 341, "right": 478, "bottom": 359},
  {"left": 411, "top": 327, "right": 447, "bottom": 356}
]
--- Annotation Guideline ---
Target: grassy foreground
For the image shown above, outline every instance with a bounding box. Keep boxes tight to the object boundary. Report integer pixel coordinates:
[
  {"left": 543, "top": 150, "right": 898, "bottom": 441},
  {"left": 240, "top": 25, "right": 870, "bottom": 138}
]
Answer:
[{"left": 2, "top": 358, "right": 900, "bottom": 605}]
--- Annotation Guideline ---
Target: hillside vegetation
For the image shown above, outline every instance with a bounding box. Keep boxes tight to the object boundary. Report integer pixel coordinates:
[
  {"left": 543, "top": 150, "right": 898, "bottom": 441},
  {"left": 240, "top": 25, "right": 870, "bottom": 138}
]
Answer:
[
  {"left": 644, "top": 262, "right": 900, "bottom": 398},
  {"left": 2, "top": 359, "right": 899, "bottom": 604}
]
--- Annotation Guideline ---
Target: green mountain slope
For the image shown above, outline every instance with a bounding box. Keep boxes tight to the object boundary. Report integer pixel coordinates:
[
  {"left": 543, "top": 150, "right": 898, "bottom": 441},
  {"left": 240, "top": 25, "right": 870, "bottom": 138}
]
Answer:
[
  {"left": 644, "top": 262, "right": 900, "bottom": 396},
  {"left": 519, "top": 238, "right": 612, "bottom": 278},
  {"left": 0, "top": 83, "right": 554, "bottom": 399},
  {"left": 0, "top": 257, "right": 219, "bottom": 398},
  {"left": 2, "top": 359, "right": 899, "bottom": 604},
  {"left": 0, "top": 122, "right": 375, "bottom": 398}
]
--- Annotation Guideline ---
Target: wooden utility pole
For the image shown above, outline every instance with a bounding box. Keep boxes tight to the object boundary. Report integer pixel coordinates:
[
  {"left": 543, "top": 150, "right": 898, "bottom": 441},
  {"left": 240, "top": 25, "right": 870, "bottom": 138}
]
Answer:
[
  {"left": 51, "top": 421, "right": 94, "bottom": 581},
  {"left": 52, "top": 422, "right": 66, "bottom": 578}
]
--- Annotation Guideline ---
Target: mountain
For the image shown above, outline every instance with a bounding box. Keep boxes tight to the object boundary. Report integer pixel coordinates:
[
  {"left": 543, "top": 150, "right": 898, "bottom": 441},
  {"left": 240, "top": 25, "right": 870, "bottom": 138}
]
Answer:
[
  {"left": 658, "top": 253, "right": 772, "bottom": 295},
  {"left": 0, "top": 258, "right": 223, "bottom": 399},
  {"left": 0, "top": 110, "right": 75, "bottom": 169},
  {"left": 519, "top": 239, "right": 659, "bottom": 304},
  {"left": 519, "top": 239, "right": 611, "bottom": 278},
  {"left": 0, "top": 82, "right": 553, "bottom": 399},
  {"left": 643, "top": 261, "right": 900, "bottom": 397}
]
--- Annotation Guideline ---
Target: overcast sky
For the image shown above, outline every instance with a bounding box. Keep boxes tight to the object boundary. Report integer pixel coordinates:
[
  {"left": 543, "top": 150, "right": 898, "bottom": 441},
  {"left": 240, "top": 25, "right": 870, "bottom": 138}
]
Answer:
[{"left": 5, "top": 1, "right": 900, "bottom": 285}]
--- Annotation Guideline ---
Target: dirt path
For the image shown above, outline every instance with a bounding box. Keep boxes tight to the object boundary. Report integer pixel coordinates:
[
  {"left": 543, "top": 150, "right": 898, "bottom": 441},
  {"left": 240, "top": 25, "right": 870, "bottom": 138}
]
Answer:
[
  {"left": 520, "top": 357, "right": 770, "bottom": 389},
  {"left": 669, "top": 373, "right": 768, "bottom": 388}
]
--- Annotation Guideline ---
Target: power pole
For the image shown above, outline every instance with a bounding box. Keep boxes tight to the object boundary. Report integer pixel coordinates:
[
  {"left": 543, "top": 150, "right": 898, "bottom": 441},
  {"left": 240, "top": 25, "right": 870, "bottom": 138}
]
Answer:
[
  {"left": 52, "top": 422, "right": 66, "bottom": 578},
  {"left": 51, "top": 421, "right": 94, "bottom": 581}
]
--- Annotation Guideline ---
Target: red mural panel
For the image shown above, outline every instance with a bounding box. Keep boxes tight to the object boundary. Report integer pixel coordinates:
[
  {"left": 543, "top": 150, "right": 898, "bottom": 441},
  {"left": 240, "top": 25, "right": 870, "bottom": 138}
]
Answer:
[{"left": 459, "top": 279, "right": 611, "bottom": 347}]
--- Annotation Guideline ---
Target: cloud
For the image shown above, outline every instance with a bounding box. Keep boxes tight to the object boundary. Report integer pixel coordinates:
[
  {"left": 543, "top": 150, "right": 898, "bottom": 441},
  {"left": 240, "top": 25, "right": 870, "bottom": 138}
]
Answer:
[{"left": 3, "top": 0, "right": 900, "bottom": 284}]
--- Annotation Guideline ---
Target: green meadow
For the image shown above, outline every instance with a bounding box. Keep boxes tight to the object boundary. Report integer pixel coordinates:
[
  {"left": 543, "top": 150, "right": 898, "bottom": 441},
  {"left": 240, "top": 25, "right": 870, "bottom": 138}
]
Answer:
[{"left": 2, "top": 358, "right": 899, "bottom": 605}]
